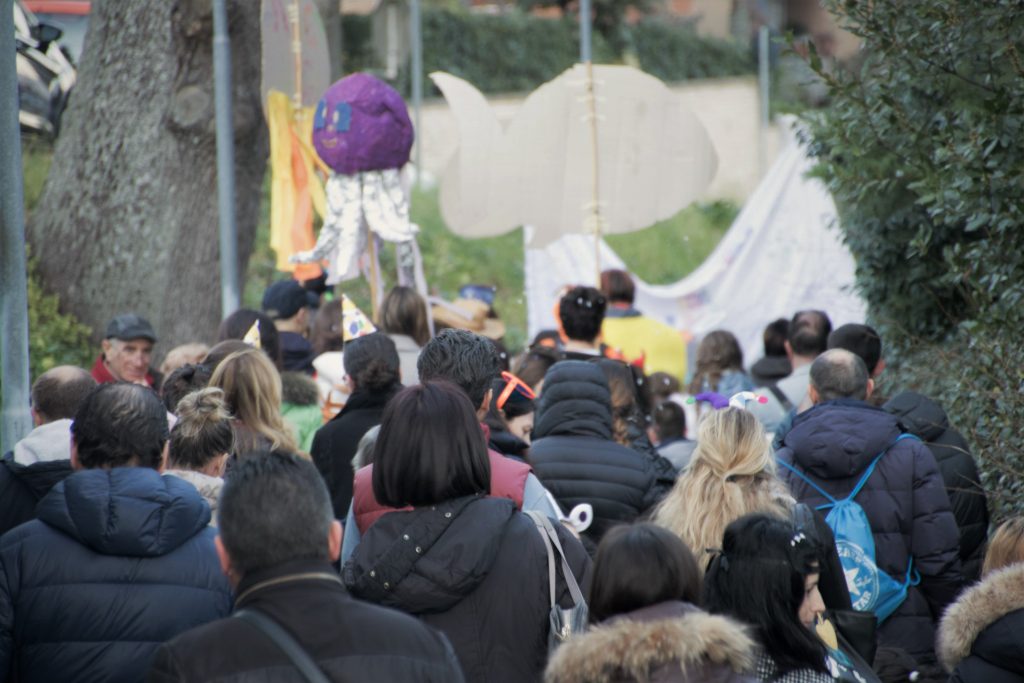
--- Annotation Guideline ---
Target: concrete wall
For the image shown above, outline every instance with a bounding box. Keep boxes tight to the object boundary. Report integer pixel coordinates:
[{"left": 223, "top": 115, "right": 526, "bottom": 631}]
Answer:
[{"left": 415, "top": 75, "right": 780, "bottom": 204}]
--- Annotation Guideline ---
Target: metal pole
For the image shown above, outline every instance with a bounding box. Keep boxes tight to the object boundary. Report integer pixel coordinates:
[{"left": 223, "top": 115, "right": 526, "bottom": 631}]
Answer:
[
  {"left": 410, "top": 0, "right": 423, "bottom": 187},
  {"left": 213, "top": 0, "right": 240, "bottom": 316},
  {"left": 1, "top": 0, "right": 33, "bottom": 451},
  {"left": 757, "top": 25, "right": 770, "bottom": 175},
  {"left": 578, "top": 0, "right": 592, "bottom": 63}
]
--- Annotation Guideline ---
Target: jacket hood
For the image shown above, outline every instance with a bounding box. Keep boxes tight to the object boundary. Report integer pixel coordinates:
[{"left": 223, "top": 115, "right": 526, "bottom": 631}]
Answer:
[
  {"left": 883, "top": 391, "right": 949, "bottom": 442},
  {"left": 343, "top": 495, "right": 515, "bottom": 614},
  {"left": 3, "top": 457, "right": 73, "bottom": 500},
  {"left": 533, "top": 361, "right": 612, "bottom": 440},
  {"left": 937, "top": 563, "right": 1024, "bottom": 671},
  {"left": 784, "top": 400, "right": 903, "bottom": 478},
  {"left": 546, "top": 601, "right": 755, "bottom": 683},
  {"left": 281, "top": 370, "right": 320, "bottom": 406},
  {"left": 38, "top": 467, "right": 212, "bottom": 556},
  {"left": 13, "top": 419, "right": 73, "bottom": 465}
]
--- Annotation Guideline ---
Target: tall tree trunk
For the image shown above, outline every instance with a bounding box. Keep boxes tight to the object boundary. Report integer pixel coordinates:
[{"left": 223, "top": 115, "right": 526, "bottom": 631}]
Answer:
[{"left": 28, "top": 0, "right": 267, "bottom": 358}]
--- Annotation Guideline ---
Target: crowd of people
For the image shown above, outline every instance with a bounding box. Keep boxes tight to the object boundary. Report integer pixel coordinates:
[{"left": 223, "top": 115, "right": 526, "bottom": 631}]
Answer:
[{"left": 0, "top": 268, "right": 1007, "bottom": 683}]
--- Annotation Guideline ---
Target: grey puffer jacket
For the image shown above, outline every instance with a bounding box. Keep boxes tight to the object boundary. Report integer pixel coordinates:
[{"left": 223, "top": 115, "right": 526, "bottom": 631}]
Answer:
[
  {"left": 776, "top": 399, "right": 963, "bottom": 663},
  {"left": 883, "top": 391, "right": 989, "bottom": 583}
]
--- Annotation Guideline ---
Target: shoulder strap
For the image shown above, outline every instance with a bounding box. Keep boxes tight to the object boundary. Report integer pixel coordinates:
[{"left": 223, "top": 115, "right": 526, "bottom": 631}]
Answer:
[
  {"left": 778, "top": 433, "right": 922, "bottom": 506},
  {"left": 234, "top": 609, "right": 331, "bottom": 683},
  {"left": 766, "top": 383, "right": 794, "bottom": 412},
  {"left": 847, "top": 433, "right": 920, "bottom": 501},
  {"left": 529, "top": 512, "right": 585, "bottom": 607},
  {"left": 776, "top": 458, "right": 838, "bottom": 505},
  {"left": 526, "top": 511, "right": 557, "bottom": 608}
]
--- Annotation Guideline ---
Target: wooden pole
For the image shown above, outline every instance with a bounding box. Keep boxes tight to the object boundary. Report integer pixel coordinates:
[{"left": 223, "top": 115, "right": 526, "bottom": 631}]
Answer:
[{"left": 584, "top": 61, "right": 602, "bottom": 285}]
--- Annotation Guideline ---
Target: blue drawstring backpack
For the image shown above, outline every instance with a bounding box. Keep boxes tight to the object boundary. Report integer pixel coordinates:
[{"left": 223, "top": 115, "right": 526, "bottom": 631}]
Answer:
[{"left": 778, "top": 434, "right": 921, "bottom": 624}]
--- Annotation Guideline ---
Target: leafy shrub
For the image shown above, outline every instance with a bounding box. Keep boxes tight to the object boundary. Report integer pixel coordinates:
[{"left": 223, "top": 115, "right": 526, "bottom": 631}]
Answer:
[
  {"left": 806, "top": 1, "right": 1024, "bottom": 515},
  {"left": 27, "top": 252, "right": 94, "bottom": 380},
  {"left": 627, "top": 18, "right": 753, "bottom": 83}
]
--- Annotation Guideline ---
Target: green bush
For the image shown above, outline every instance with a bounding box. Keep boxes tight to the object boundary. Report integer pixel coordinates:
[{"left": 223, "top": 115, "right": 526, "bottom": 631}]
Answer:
[
  {"left": 805, "top": 1, "right": 1024, "bottom": 516},
  {"left": 342, "top": 9, "right": 752, "bottom": 96},
  {"left": 626, "top": 18, "right": 753, "bottom": 83},
  {"left": 26, "top": 252, "right": 94, "bottom": 381}
]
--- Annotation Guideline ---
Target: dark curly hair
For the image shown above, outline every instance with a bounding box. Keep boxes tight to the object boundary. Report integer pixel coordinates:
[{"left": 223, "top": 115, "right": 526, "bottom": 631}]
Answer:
[
  {"left": 343, "top": 332, "right": 402, "bottom": 394},
  {"left": 417, "top": 328, "right": 501, "bottom": 409}
]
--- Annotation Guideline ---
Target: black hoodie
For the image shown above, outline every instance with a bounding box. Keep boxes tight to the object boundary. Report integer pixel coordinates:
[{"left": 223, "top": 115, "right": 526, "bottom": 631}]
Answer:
[{"left": 884, "top": 390, "right": 989, "bottom": 583}]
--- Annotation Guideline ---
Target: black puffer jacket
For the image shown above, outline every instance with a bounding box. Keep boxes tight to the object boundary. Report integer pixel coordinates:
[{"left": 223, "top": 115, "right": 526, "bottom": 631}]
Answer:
[
  {"left": 343, "top": 495, "right": 591, "bottom": 683},
  {"left": 529, "top": 361, "right": 665, "bottom": 542},
  {"left": 0, "top": 456, "right": 72, "bottom": 536},
  {"left": 938, "top": 563, "right": 1024, "bottom": 683},
  {"left": 884, "top": 391, "right": 989, "bottom": 583},
  {"left": 776, "top": 399, "right": 963, "bottom": 663},
  {"left": 311, "top": 384, "right": 400, "bottom": 517}
]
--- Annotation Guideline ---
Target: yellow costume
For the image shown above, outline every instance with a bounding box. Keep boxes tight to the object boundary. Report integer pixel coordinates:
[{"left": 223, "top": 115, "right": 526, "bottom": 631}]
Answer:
[
  {"left": 267, "top": 90, "right": 327, "bottom": 280},
  {"left": 602, "top": 312, "right": 688, "bottom": 384}
]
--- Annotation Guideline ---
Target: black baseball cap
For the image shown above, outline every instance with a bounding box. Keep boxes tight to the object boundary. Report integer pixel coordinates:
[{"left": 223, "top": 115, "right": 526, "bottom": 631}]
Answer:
[
  {"left": 105, "top": 314, "right": 157, "bottom": 343},
  {"left": 262, "top": 279, "right": 319, "bottom": 320}
]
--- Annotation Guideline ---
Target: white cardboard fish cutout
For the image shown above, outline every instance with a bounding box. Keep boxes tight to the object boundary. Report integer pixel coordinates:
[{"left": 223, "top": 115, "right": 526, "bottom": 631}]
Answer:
[{"left": 431, "top": 65, "right": 719, "bottom": 248}]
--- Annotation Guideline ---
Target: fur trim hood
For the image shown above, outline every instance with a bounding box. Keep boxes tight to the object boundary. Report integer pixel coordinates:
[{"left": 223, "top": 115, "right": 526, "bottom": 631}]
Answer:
[
  {"left": 937, "top": 563, "right": 1024, "bottom": 671},
  {"left": 545, "top": 602, "right": 755, "bottom": 683}
]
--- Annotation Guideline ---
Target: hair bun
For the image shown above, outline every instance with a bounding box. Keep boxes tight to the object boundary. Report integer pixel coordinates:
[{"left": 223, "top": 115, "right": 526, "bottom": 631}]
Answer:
[{"left": 175, "top": 387, "right": 233, "bottom": 433}]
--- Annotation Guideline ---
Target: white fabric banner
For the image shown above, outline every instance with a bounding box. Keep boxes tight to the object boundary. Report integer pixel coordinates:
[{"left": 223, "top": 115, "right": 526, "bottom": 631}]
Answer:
[{"left": 524, "top": 126, "right": 867, "bottom": 367}]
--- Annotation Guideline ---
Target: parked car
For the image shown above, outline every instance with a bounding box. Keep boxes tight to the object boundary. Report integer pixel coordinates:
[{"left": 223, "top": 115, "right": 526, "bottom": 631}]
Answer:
[{"left": 15, "top": 0, "right": 77, "bottom": 137}]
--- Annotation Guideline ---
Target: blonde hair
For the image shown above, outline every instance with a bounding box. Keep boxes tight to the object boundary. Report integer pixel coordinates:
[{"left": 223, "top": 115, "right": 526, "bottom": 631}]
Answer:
[
  {"left": 652, "top": 407, "right": 792, "bottom": 570},
  {"left": 982, "top": 517, "right": 1024, "bottom": 577},
  {"left": 209, "top": 348, "right": 299, "bottom": 455},
  {"left": 169, "top": 387, "right": 234, "bottom": 470},
  {"left": 160, "top": 342, "right": 210, "bottom": 377}
]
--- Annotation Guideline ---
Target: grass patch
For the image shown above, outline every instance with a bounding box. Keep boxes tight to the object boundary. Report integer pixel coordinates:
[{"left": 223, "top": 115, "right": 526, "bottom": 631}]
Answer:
[{"left": 605, "top": 200, "right": 736, "bottom": 284}]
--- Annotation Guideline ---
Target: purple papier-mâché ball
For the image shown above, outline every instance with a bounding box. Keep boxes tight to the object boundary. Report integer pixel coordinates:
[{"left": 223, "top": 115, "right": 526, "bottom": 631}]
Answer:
[{"left": 312, "top": 73, "right": 414, "bottom": 174}]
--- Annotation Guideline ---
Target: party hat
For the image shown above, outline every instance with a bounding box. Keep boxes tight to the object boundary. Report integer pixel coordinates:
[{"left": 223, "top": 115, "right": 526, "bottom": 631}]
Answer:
[
  {"left": 341, "top": 294, "right": 377, "bottom": 341},
  {"left": 243, "top": 320, "right": 262, "bottom": 349}
]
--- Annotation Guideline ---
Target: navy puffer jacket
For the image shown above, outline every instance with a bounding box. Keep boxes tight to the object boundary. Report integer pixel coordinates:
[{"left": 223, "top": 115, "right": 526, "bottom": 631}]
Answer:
[
  {"left": 776, "top": 399, "right": 963, "bottom": 663},
  {"left": 0, "top": 467, "right": 233, "bottom": 683},
  {"left": 529, "top": 361, "right": 663, "bottom": 542},
  {"left": 883, "top": 391, "right": 989, "bottom": 583}
]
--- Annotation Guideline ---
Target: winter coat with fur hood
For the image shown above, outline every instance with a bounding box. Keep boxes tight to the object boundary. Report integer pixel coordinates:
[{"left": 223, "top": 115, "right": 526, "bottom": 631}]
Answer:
[
  {"left": 937, "top": 563, "right": 1024, "bottom": 683},
  {"left": 545, "top": 601, "right": 757, "bottom": 683}
]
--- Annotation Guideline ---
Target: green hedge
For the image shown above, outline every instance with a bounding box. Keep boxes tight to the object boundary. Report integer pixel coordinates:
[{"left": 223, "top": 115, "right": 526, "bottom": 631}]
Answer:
[
  {"left": 342, "top": 9, "right": 752, "bottom": 96},
  {"left": 627, "top": 18, "right": 753, "bottom": 83}
]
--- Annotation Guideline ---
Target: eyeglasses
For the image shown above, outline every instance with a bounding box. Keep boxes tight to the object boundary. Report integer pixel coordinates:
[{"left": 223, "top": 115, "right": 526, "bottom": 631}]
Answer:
[{"left": 496, "top": 371, "right": 535, "bottom": 410}]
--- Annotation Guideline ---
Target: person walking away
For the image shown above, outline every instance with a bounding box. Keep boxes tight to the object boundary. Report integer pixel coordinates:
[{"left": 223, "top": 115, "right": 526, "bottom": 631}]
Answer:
[
  {"left": 344, "top": 382, "right": 590, "bottom": 682},
  {"left": 0, "top": 383, "right": 231, "bottom": 682},
  {"left": 546, "top": 523, "right": 756, "bottom": 683},
  {"left": 0, "top": 366, "right": 95, "bottom": 535},
  {"left": 148, "top": 451, "right": 464, "bottom": 682}
]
